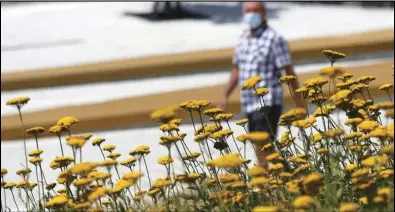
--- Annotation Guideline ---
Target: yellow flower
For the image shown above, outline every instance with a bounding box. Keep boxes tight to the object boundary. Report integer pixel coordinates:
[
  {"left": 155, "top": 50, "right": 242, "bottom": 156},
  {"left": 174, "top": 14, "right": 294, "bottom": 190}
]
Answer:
[
  {"left": 57, "top": 116, "right": 79, "bottom": 128},
  {"left": 130, "top": 145, "right": 150, "bottom": 156},
  {"left": 16, "top": 168, "right": 31, "bottom": 176},
  {"left": 236, "top": 118, "right": 249, "bottom": 126},
  {"left": 152, "top": 178, "right": 172, "bottom": 189},
  {"left": 351, "top": 168, "right": 369, "bottom": 178},
  {"left": 214, "top": 113, "right": 234, "bottom": 121},
  {"left": 103, "top": 144, "right": 116, "bottom": 152},
  {"left": 182, "top": 152, "right": 201, "bottom": 161},
  {"left": 344, "top": 164, "right": 357, "bottom": 172},
  {"left": 380, "top": 169, "right": 393, "bottom": 178},
  {"left": 248, "top": 166, "right": 268, "bottom": 177},
  {"left": 293, "top": 164, "right": 310, "bottom": 176},
  {"left": 303, "top": 173, "right": 323, "bottom": 195},
  {"left": 344, "top": 132, "right": 363, "bottom": 140},
  {"left": 101, "top": 160, "right": 117, "bottom": 168},
  {"left": 66, "top": 136, "right": 87, "bottom": 148},
  {"left": 280, "top": 108, "right": 307, "bottom": 123},
  {"left": 381, "top": 143, "right": 394, "bottom": 155},
  {"left": 339, "top": 202, "right": 359, "bottom": 212},
  {"left": 279, "top": 75, "right": 296, "bottom": 84},
  {"left": 49, "top": 125, "right": 67, "bottom": 136},
  {"left": 388, "top": 122, "right": 394, "bottom": 139},
  {"left": 147, "top": 188, "right": 160, "bottom": 196},
  {"left": 1, "top": 168, "right": 8, "bottom": 177},
  {"left": 330, "top": 90, "right": 352, "bottom": 103},
  {"left": 102, "top": 200, "right": 113, "bottom": 205},
  {"left": 368, "top": 126, "right": 388, "bottom": 138},
  {"left": 303, "top": 77, "right": 328, "bottom": 88},
  {"left": 194, "top": 132, "right": 211, "bottom": 142},
  {"left": 69, "top": 162, "right": 99, "bottom": 175},
  {"left": 26, "top": 127, "right": 45, "bottom": 136},
  {"left": 168, "top": 119, "right": 182, "bottom": 126},
  {"left": 113, "top": 179, "right": 136, "bottom": 193},
  {"left": 262, "top": 143, "right": 273, "bottom": 151},
  {"left": 351, "top": 83, "right": 369, "bottom": 94},
  {"left": 321, "top": 50, "right": 346, "bottom": 64},
  {"left": 295, "top": 87, "right": 310, "bottom": 98},
  {"left": 359, "top": 196, "right": 368, "bottom": 205},
  {"left": 45, "top": 183, "right": 56, "bottom": 191},
  {"left": 254, "top": 88, "right": 270, "bottom": 97},
  {"left": 338, "top": 73, "right": 354, "bottom": 82},
  {"left": 246, "top": 132, "right": 270, "bottom": 144},
  {"left": 317, "top": 148, "right": 329, "bottom": 154},
  {"left": 356, "top": 76, "right": 376, "bottom": 85},
  {"left": 6, "top": 96, "right": 30, "bottom": 108},
  {"left": 358, "top": 120, "right": 380, "bottom": 132},
  {"left": 195, "top": 123, "right": 222, "bottom": 135},
  {"left": 323, "top": 129, "right": 344, "bottom": 138},
  {"left": 54, "top": 156, "right": 74, "bottom": 167},
  {"left": 344, "top": 118, "right": 363, "bottom": 126},
  {"left": 157, "top": 156, "right": 174, "bottom": 165},
  {"left": 28, "top": 149, "right": 43, "bottom": 157},
  {"left": 159, "top": 123, "right": 179, "bottom": 132},
  {"left": 120, "top": 157, "right": 137, "bottom": 167},
  {"left": 288, "top": 157, "right": 307, "bottom": 164},
  {"left": 379, "top": 83, "right": 394, "bottom": 91},
  {"left": 266, "top": 152, "right": 284, "bottom": 162},
  {"left": 385, "top": 109, "right": 394, "bottom": 118},
  {"left": 207, "top": 153, "right": 243, "bottom": 168},
  {"left": 374, "top": 101, "right": 394, "bottom": 110},
  {"left": 74, "top": 178, "right": 93, "bottom": 187},
  {"left": 281, "top": 130, "right": 296, "bottom": 145},
  {"left": 236, "top": 134, "right": 248, "bottom": 143},
  {"left": 320, "top": 66, "right": 346, "bottom": 77},
  {"left": 92, "top": 138, "right": 105, "bottom": 146},
  {"left": 252, "top": 205, "right": 283, "bottom": 212},
  {"left": 45, "top": 194, "right": 69, "bottom": 208},
  {"left": 150, "top": 106, "right": 176, "bottom": 123},
  {"left": 242, "top": 76, "right": 262, "bottom": 90},
  {"left": 203, "top": 108, "right": 224, "bottom": 117},
  {"left": 361, "top": 155, "right": 388, "bottom": 167},
  {"left": 4, "top": 182, "right": 16, "bottom": 190},
  {"left": 279, "top": 172, "right": 294, "bottom": 178},
  {"left": 107, "top": 152, "right": 121, "bottom": 160},
  {"left": 88, "top": 171, "right": 111, "bottom": 180},
  {"left": 292, "top": 117, "right": 316, "bottom": 129},
  {"left": 182, "top": 100, "right": 211, "bottom": 111},
  {"left": 210, "top": 129, "right": 233, "bottom": 140},
  {"left": 293, "top": 195, "right": 315, "bottom": 209},
  {"left": 250, "top": 177, "right": 270, "bottom": 187},
  {"left": 268, "top": 163, "right": 284, "bottom": 172},
  {"left": 71, "top": 202, "right": 91, "bottom": 210},
  {"left": 377, "top": 187, "right": 391, "bottom": 198},
  {"left": 87, "top": 187, "right": 109, "bottom": 202},
  {"left": 29, "top": 157, "right": 43, "bottom": 165}
]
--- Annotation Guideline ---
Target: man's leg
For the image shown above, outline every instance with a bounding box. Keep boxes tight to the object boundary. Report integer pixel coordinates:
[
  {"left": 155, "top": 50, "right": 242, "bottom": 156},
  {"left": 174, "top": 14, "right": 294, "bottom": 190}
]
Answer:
[{"left": 247, "top": 106, "right": 283, "bottom": 167}]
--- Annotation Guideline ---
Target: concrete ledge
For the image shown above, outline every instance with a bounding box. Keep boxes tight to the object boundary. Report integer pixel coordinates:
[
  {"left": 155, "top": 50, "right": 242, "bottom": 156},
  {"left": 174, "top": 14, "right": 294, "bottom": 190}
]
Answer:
[
  {"left": 1, "top": 29, "right": 394, "bottom": 91},
  {"left": 1, "top": 61, "right": 393, "bottom": 141}
]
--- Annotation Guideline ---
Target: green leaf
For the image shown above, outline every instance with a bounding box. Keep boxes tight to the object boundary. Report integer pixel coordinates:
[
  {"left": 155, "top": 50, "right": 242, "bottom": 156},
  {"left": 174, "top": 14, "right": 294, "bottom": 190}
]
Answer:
[{"left": 324, "top": 180, "right": 344, "bottom": 210}]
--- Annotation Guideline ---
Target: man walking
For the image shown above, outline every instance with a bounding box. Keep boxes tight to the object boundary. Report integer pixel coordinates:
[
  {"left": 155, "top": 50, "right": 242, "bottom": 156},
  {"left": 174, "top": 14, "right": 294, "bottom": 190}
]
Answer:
[{"left": 219, "top": 2, "right": 303, "bottom": 166}]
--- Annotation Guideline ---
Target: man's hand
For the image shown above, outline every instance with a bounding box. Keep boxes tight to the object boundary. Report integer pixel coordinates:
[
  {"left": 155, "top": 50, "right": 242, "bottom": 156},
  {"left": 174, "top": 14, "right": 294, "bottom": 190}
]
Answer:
[{"left": 218, "top": 96, "right": 228, "bottom": 110}]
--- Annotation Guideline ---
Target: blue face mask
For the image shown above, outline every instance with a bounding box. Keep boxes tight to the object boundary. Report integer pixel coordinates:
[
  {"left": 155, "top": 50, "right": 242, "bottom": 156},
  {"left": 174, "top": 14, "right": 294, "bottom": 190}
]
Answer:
[{"left": 243, "top": 12, "right": 262, "bottom": 29}]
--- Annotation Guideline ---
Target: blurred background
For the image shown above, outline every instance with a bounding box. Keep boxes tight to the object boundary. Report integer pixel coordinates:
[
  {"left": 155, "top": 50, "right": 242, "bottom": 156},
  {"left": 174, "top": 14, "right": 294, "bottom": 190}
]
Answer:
[{"left": 1, "top": 2, "right": 394, "bottom": 209}]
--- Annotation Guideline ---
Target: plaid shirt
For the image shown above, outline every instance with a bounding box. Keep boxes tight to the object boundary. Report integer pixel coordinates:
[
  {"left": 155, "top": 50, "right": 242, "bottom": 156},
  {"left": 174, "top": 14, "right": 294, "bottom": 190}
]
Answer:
[{"left": 233, "top": 25, "right": 292, "bottom": 114}]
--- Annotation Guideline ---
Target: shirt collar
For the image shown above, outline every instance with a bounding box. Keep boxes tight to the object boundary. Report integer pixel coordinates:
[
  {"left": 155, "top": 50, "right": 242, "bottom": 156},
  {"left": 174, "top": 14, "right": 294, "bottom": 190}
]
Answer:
[{"left": 249, "top": 21, "right": 268, "bottom": 38}]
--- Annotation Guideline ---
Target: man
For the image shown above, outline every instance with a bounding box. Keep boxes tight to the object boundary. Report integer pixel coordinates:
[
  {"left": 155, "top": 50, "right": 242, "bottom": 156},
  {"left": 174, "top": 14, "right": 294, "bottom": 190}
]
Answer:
[{"left": 219, "top": 2, "right": 303, "bottom": 166}]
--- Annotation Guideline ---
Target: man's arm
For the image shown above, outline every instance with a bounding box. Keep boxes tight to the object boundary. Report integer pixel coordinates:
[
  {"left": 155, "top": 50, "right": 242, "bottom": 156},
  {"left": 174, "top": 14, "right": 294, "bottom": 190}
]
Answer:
[
  {"left": 284, "top": 65, "right": 304, "bottom": 108},
  {"left": 219, "top": 65, "right": 239, "bottom": 110}
]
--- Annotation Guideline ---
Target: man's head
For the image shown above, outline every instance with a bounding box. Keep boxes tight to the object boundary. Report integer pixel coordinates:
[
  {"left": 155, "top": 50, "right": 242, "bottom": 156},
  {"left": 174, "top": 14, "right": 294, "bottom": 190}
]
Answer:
[{"left": 242, "top": 2, "right": 266, "bottom": 29}]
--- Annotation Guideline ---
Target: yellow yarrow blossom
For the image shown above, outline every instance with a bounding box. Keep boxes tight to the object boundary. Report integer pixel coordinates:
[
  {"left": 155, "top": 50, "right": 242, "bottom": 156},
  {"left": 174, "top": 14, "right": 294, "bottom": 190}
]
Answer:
[
  {"left": 29, "top": 157, "right": 43, "bottom": 165},
  {"left": 69, "top": 162, "right": 99, "bottom": 175},
  {"left": 252, "top": 205, "right": 283, "bottom": 212},
  {"left": 254, "top": 88, "right": 270, "bottom": 96},
  {"left": 6, "top": 96, "right": 30, "bottom": 108},
  {"left": 120, "top": 157, "right": 137, "bottom": 167},
  {"left": 92, "top": 138, "right": 105, "bottom": 146},
  {"left": 361, "top": 155, "right": 388, "bottom": 167},
  {"left": 268, "top": 163, "right": 284, "bottom": 172},
  {"left": 358, "top": 120, "right": 380, "bottom": 132},
  {"left": 49, "top": 125, "right": 67, "bottom": 136},
  {"left": 207, "top": 153, "right": 243, "bottom": 168},
  {"left": 330, "top": 90, "right": 352, "bottom": 103},
  {"left": 339, "top": 203, "right": 359, "bottom": 212},
  {"left": 122, "top": 172, "right": 144, "bottom": 181},
  {"left": 152, "top": 178, "right": 172, "bottom": 189},
  {"left": 157, "top": 156, "right": 173, "bottom": 165},
  {"left": 16, "top": 168, "right": 31, "bottom": 176},
  {"left": 250, "top": 177, "right": 270, "bottom": 187},
  {"left": 203, "top": 108, "right": 223, "bottom": 117},
  {"left": 303, "top": 77, "right": 328, "bottom": 88},
  {"left": 214, "top": 113, "right": 234, "bottom": 121},
  {"left": 28, "top": 149, "right": 43, "bottom": 157},
  {"left": 292, "top": 117, "right": 316, "bottom": 129},
  {"left": 66, "top": 136, "right": 86, "bottom": 148},
  {"left": 344, "top": 118, "right": 363, "bottom": 126},
  {"left": 248, "top": 165, "right": 268, "bottom": 177},
  {"left": 293, "top": 195, "right": 315, "bottom": 209},
  {"left": 266, "top": 152, "right": 284, "bottom": 162},
  {"left": 379, "top": 83, "right": 394, "bottom": 91},
  {"left": 88, "top": 187, "right": 109, "bottom": 203},
  {"left": 242, "top": 76, "right": 262, "bottom": 90},
  {"left": 338, "top": 73, "right": 354, "bottom": 82},
  {"left": 236, "top": 118, "right": 249, "bottom": 126},
  {"left": 320, "top": 66, "right": 346, "bottom": 77},
  {"left": 57, "top": 116, "right": 79, "bottom": 128},
  {"left": 321, "top": 50, "right": 346, "bottom": 64},
  {"left": 381, "top": 143, "right": 394, "bottom": 155},
  {"left": 246, "top": 132, "right": 270, "bottom": 144},
  {"left": 26, "top": 126, "right": 45, "bottom": 136},
  {"left": 45, "top": 194, "right": 69, "bottom": 208},
  {"left": 74, "top": 178, "right": 93, "bottom": 187},
  {"left": 112, "top": 179, "right": 136, "bottom": 193},
  {"left": 279, "top": 75, "right": 296, "bottom": 84},
  {"left": 323, "top": 129, "right": 344, "bottom": 138},
  {"left": 107, "top": 152, "right": 121, "bottom": 160}
]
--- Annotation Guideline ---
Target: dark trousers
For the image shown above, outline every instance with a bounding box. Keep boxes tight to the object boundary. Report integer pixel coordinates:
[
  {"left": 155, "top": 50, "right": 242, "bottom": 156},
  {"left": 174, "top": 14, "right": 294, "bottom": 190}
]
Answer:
[{"left": 246, "top": 105, "right": 283, "bottom": 166}]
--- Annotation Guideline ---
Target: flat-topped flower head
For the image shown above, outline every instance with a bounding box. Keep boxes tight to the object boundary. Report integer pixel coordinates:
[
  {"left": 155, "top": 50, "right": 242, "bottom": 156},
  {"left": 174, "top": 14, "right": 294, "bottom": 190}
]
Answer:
[
  {"left": 214, "top": 113, "right": 234, "bottom": 122},
  {"left": 26, "top": 127, "right": 45, "bottom": 136},
  {"left": 292, "top": 117, "right": 316, "bottom": 129},
  {"left": 266, "top": 152, "right": 284, "bottom": 162},
  {"left": 66, "top": 136, "right": 87, "bottom": 149},
  {"left": 351, "top": 83, "right": 369, "bottom": 94},
  {"left": 28, "top": 149, "right": 43, "bottom": 158},
  {"left": 323, "top": 129, "right": 344, "bottom": 138},
  {"left": 295, "top": 87, "right": 309, "bottom": 98},
  {"left": 194, "top": 132, "right": 211, "bottom": 142},
  {"left": 358, "top": 120, "right": 380, "bottom": 132},
  {"left": 236, "top": 118, "right": 249, "bottom": 127},
  {"left": 279, "top": 75, "right": 296, "bottom": 84},
  {"left": 16, "top": 168, "right": 31, "bottom": 177},
  {"left": 1, "top": 168, "right": 8, "bottom": 177},
  {"left": 247, "top": 166, "right": 268, "bottom": 177},
  {"left": 330, "top": 90, "right": 352, "bottom": 103},
  {"left": 6, "top": 96, "right": 30, "bottom": 108},
  {"left": 320, "top": 66, "right": 346, "bottom": 77},
  {"left": 49, "top": 125, "right": 67, "bottom": 136},
  {"left": 338, "top": 73, "right": 354, "bottom": 82},
  {"left": 77, "top": 133, "right": 93, "bottom": 140},
  {"left": 88, "top": 187, "right": 110, "bottom": 203},
  {"left": 356, "top": 76, "right": 376, "bottom": 85},
  {"left": 107, "top": 152, "right": 121, "bottom": 160},
  {"left": 203, "top": 108, "right": 223, "bottom": 117},
  {"left": 321, "top": 50, "right": 346, "bottom": 64},
  {"left": 252, "top": 205, "right": 284, "bottom": 212},
  {"left": 57, "top": 116, "right": 79, "bottom": 128},
  {"left": 182, "top": 152, "right": 201, "bottom": 161},
  {"left": 152, "top": 178, "right": 172, "bottom": 189},
  {"left": 303, "top": 77, "right": 328, "bottom": 89},
  {"left": 73, "top": 178, "right": 93, "bottom": 187},
  {"left": 336, "top": 79, "right": 355, "bottom": 89},
  {"left": 69, "top": 162, "right": 99, "bottom": 175},
  {"left": 159, "top": 123, "right": 179, "bottom": 132},
  {"left": 246, "top": 132, "right": 270, "bottom": 143},
  {"left": 103, "top": 144, "right": 116, "bottom": 153},
  {"left": 339, "top": 203, "right": 359, "bottom": 212},
  {"left": 45, "top": 194, "right": 69, "bottom": 208},
  {"left": 130, "top": 145, "right": 150, "bottom": 156},
  {"left": 120, "top": 157, "right": 137, "bottom": 167},
  {"left": 92, "top": 138, "right": 105, "bottom": 146},
  {"left": 242, "top": 76, "right": 262, "bottom": 90},
  {"left": 195, "top": 124, "right": 222, "bottom": 135},
  {"left": 54, "top": 156, "right": 74, "bottom": 167},
  {"left": 122, "top": 172, "right": 144, "bottom": 181},
  {"left": 29, "top": 157, "right": 43, "bottom": 165},
  {"left": 88, "top": 171, "right": 111, "bottom": 181},
  {"left": 4, "top": 182, "right": 16, "bottom": 190},
  {"left": 207, "top": 153, "right": 243, "bottom": 168},
  {"left": 236, "top": 134, "right": 248, "bottom": 143},
  {"left": 157, "top": 156, "right": 174, "bottom": 165},
  {"left": 101, "top": 160, "right": 117, "bottom": 168},
  {"left": 293, "top": 195, "right": 315, "bottom": 209},
  {"left": 254, "top": 87, "right": 270, "bottom": 97},
  {"left": 150, "top": 106, "right": 176, "bottom": 123},
  {"left": 380, "top": 83, "right": 394, "bottom": 91},
  {"left": 184, "top": 100, "right": 211, "bottom": 111}
]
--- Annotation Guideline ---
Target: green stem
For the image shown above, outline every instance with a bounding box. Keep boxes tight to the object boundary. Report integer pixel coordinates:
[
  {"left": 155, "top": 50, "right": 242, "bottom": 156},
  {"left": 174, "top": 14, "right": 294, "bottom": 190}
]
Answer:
[
  {"left": 57, "top": 136, "right": 65, "bottom": 157},
  {"left": 142, "top": 155, "right": 152, "bottom": 188}
]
